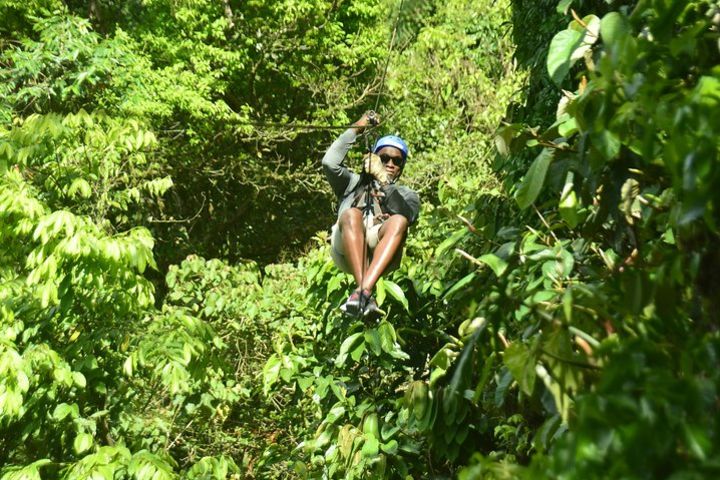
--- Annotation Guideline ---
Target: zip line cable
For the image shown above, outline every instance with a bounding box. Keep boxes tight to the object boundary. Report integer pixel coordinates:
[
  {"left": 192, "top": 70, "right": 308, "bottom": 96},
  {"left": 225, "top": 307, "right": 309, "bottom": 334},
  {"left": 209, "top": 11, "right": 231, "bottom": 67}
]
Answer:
[
  {"left": 357, "top": 0, "right": 406, "bottom": 319},
  {"left": 225, "top": 0, "right": 408, "bottom": 319},
  {"left": 373, "top": 0, "right": 405, "bottom": 114},
  {"left": 227, "top": 107, "right": 400, "bottom": 133},
  {"left": 231, "top": 0, "right": 405, "bottom": 137},
  {"left": 232, "top": 121, "right": 358, "bottom": 131}
]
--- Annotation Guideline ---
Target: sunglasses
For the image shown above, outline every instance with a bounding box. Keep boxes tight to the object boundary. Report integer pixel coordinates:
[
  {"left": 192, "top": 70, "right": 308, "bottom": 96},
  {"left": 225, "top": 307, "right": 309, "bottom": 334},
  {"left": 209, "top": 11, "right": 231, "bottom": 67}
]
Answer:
[{"left": 379, "top": 153, "right": 405, "bottom": 167}]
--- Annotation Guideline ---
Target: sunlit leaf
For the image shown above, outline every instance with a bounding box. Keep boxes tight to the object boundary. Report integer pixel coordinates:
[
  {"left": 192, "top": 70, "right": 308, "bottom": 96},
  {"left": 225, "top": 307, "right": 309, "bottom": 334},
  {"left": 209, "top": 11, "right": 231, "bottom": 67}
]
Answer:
[
  {"left": 334, "top": 333, "right": 363, "bottom": 367},
  {"left": 74, "top": 433, "right": 94, "bottom": 455},
  {"left": 383, "top": 280, "right": 409, "bottom": 312},
  {"left": 478, "top": 254, "right": 508, "bottom": 277},
  {"left": 547, "top": 29, "right": 584, "bottom": 85},
  {"left": 600, "top": 11, "right": 630, "bottom": 46},
  {"left": 516, "top": 148, "right": 554, "bottom": 209}
]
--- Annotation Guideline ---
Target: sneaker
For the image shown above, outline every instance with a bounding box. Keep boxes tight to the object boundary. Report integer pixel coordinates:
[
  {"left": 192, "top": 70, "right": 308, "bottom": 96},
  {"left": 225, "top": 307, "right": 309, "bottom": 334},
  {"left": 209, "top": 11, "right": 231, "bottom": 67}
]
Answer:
[
  {"left": 340, "top": 289, "right": 366, "bottom": 316},
  {"left": 362, "top": 294, "right": 385, "bottom": 319}
]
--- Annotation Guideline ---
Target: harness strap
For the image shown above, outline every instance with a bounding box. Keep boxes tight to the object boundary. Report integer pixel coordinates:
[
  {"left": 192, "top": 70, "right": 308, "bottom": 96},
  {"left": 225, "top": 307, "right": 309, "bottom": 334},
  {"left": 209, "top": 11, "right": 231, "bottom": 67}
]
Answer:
[{"left": 351, "top": 181, "right": 384, "bottom": 225}]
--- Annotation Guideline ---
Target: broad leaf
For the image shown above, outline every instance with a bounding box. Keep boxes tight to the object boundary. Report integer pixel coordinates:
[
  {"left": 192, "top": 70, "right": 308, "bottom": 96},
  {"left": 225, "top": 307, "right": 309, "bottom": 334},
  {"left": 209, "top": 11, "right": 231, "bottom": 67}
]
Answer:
[
  {"left": 504, "top": 342, "right": 537, "bottom": 396},
  {"left": 334, "top": 333, "right": 363, "bottom": 367},
  {"left": 383, "top": 280, "right": 409, "bottom": 312},
  {"left": 516, "top": 148, "right": 554, "bottom": 209},
  {"left": 600, "top": 11, "right": 630, "bottom": 46},
  {"left": 443, "top": 272, "right": 476, "bottom": 299},
  {"left": 556, "top": 0, "right": 574, "bottom": 14},
  {"left": 73, "top": 433, "right": 94, "bottom": 454},
  {"left": 559, "top": 172, "right": 579, "bottom": 227},
  {"left": 478, "top": 254, "right": 508, "bottom": 277},
  {"left": 547, "top": 29, "right": 584, "bottom": 85},
  {"left": 361, "top": 435, "right": 380, "bottom": 458}
]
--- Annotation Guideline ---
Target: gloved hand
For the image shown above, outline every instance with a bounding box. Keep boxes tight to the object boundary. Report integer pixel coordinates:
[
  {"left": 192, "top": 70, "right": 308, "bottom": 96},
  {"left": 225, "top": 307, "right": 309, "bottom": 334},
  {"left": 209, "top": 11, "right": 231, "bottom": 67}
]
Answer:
[
  {"left": 353, "top": 111, "right": 381, "bottom": 133},
  {"left": 363, "top": 153, "right": 389, "bottom": 185}
]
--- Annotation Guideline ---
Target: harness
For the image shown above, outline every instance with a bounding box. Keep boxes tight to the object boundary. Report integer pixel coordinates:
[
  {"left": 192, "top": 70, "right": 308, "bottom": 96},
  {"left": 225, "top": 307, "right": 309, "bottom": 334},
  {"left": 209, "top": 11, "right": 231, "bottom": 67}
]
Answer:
[
  {"left": 351, "top": 176, "right": 385, "bottom": 222},
  {"left": 347, "top": 0, "right": 407, "bottom": 317}
]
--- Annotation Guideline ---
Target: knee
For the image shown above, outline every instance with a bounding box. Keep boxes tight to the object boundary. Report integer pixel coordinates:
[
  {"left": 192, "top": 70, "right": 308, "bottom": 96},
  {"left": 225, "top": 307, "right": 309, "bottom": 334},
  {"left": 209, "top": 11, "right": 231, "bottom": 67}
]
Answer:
[
  {"left": 386, "top": 215, "right": 409, "bottom": 236},
  {"left": 339, "top": 208, "right": 362, "bottom": 231}
]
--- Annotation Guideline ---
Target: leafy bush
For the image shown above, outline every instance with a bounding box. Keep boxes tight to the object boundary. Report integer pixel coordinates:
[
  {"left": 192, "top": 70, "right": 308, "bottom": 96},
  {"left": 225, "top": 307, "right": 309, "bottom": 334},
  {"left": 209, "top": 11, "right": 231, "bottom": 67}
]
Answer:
[
  {"left": 2, "top": 0, "right": 719, "bottom": 478},
  {"left": 459, "top": 0, "right": 720, "bottom": 477}
]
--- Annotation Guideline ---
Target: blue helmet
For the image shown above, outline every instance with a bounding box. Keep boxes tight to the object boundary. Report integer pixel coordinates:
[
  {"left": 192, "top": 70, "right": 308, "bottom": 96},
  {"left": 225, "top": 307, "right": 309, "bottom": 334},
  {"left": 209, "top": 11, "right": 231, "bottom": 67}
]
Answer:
[{"left": 373, "top": 135, "right": 409, "bottom": 161}]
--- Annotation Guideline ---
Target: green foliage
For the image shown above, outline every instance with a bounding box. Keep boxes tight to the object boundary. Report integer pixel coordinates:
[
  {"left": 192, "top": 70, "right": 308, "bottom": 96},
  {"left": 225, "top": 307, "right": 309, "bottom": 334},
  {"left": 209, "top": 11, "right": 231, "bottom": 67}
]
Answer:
[
  {"left": 0, "top": 111, "right": 167, "bottom": 229},
  {"left": 1, "top": 14, "right": 134, "bottom": 119},
  {"left": 0, "top": 0, "right": 63, "bottom": 45},
  {"left": 250, "top": 2, "right": 527, "bottom": 477},
  {"left": 3, "top": 0, "right": 719, "bottom": 478},
  {"left": 457, "top": 0, "right": 720, "bottom": 477},
  {"left": 0, "top": 56, "right": 241, "bottom": 479},
  {"left": 386, "top": 0, "right": 523, "bottom": 199},
  {"left": 0, "top": 0, "right": 391, "bottom": 266}
]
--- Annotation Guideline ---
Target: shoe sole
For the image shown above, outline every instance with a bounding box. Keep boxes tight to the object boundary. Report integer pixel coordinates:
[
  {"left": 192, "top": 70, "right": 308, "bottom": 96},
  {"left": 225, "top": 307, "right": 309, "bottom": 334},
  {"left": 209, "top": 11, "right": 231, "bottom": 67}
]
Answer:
[
  {"left": 340, "top": 303, "right": 362, "bottom": 317},
  {"left": 362, "top": 307, "right": 385, "bottom": 319}
]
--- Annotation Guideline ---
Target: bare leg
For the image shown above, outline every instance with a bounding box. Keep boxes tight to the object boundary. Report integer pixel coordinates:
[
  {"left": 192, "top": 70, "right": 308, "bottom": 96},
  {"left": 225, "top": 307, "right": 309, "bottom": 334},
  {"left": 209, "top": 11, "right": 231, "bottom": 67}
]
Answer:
[
  {"left": 361, "top": 214, "right": 408, "bottom": 292},
  {"left": 339, "top": 208, "right": 368, "bottom": 288}
]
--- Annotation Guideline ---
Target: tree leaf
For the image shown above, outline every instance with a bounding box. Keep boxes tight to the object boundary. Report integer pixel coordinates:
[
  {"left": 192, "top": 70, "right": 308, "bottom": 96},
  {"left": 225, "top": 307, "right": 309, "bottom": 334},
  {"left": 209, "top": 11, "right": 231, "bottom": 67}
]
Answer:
[
  {"left": 335, "top": 333, "right": 363, "bottom": 367},
  {"left": 383, "top": 280, "right": 409, "bottom": 312},
  {"left": 361, "top": 434, "right": 380, "bottom": 458},
  {"left": 600, "top": 11, "right": 630, "bottom": 47},
  {"left": 547, "top": 29, "right": 584, "bottom": 85},
  {"left": 68, "top": 178, "right": 92, "bottom": 199},
  {"left": 435, "top": 228, "right": 467, "bottom": 257},
  {"left": 443, "top": 272, "right": 476, "bottom": 299},
  {"left": 536, "top": 364, "right": 572, "bottom": 423},
  {"left": 558, "top": 117, "right": 578, "bottom": 138},
  {"left": 364, "top": 329, "right": 382, "bottom": 356},
  {"left": 377, "top": 322, "right": 397, "bottom": 354},
  {"left": 494, "top": 368, "right": 514, "bottom": 408},
  {"left": 448, "top": 326, "right": 485, "bottom": 402},
  {"left": 350, "top": 341, "right": 366, "bottom": 362},
  {"left": 621, "top": 178, "right": 642, "bottom": 223},
  {"left": 556, "top": 0, "right": 574, "bottom": 14},
  {"left": 515, "top": 148, "right": 554, "bottom": 209},
  {"left": 375, "top": 277, "right": 386, "bottom": 306},
  {"left": 494, "top": 123, "right": 526, "bottom": 156},
  {"left": 559, "top": 172, "right": 579, "bottom": 227},
  {"left": 262, "top": 355, "right": 281, "bottom": 394},
  {"left": 73, "top": 433, "right": 94, "bottom": 454},
  {"left": 52, "top": 403, "right": 79, "bottom": 421},
  {"left": 478, "top": 254, "right": 508, "bottom": 277},
  {"left": 591, "top": 130, "right": 621, "bottom": 162},
  {"left": 380, "top": 439, "right": 398, "bottom": 455},
  {"left": 504, "top": 342, "right": 537, "bottom": 396},
  {"left": 72, "top": 371, "right": 87, "bottom": 388}
]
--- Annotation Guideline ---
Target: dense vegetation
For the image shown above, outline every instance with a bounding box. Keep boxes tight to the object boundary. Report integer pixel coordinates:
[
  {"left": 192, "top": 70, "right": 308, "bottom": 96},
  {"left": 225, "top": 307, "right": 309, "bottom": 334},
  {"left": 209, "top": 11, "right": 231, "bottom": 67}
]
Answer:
[{"left": 1, "top": 0, "right": 718, "bottom": 478}]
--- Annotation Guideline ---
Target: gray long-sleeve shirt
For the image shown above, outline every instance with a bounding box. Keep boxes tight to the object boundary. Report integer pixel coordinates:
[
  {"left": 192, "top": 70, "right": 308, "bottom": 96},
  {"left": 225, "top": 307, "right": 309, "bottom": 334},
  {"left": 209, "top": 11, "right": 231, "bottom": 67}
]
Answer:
[{"left": 322, "top": 128, "right": 420, "bottom": 224}]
